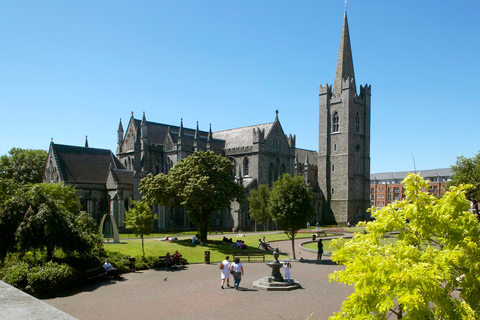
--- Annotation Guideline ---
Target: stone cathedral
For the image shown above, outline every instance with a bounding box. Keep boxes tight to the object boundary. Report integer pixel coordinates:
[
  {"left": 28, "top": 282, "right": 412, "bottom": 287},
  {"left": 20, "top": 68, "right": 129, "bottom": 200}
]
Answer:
[{"left": 43, "top": 9, "right": 370, "bottom": 230}]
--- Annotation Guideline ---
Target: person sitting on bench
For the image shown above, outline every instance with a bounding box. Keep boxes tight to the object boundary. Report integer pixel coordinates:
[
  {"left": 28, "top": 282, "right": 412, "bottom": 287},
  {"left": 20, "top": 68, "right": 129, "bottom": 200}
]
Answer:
[
  {"left": 173, "top": 250, "right": 183, "bottom": 268},
  {"left": 103, "top": 259, "right": 123, "bottom": 279},
  {"left": 165, "top": 252, "right": 173, "bottom": 268}
]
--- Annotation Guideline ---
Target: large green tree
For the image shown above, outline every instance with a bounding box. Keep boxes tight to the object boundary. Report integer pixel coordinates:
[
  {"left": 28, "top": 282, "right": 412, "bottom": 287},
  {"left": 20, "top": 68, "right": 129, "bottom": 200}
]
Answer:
[
  {"left": 0, "top": 148, "right": 47, "bottom": 185},
  {"left": 0, "top": 148, "right": 48, "bottom": 206},
  {"left": 140, "top": 151, "right": 245, "bottom": 242},
  {"left": 248, "top": 184, "right": 271, "bottom": 232},
  {"left": 0, "top": 183, "right": 103, "bottom": 263},
  {"left": 449, "top": 152, "right": 480, "bottom": 219},
  {"left": 124, "top": 201, "right": 157, "bottom": 257},
  {"left": 269, "top": 174, "right": 314, "bottom": 259},
  {"left": 329, "top": 173, "right": 480, "bottom": 319}
]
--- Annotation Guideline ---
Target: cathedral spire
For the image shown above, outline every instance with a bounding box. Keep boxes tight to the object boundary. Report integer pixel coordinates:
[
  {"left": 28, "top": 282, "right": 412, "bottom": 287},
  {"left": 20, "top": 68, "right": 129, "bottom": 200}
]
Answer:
[
  {"left": 85, "top": 135, "right": 89, "bottom": 148},
  {"left": 207, "top": 123, "right": 213, "bottom": 142},
  {"left": 179, "top": 118, "right": 184, "bottom": 137},
  {"left": 333, "top": 8, "right": 356, "bottom": 96},
  {"left": 194, "top": 121, "right": 199, "bottom": 140}
]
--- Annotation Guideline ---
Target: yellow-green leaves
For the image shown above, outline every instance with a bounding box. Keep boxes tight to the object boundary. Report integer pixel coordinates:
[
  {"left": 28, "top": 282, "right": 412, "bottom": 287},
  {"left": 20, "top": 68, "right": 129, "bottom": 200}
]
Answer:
[{"left": 329, "top": 173, "right": 480, "bottom": 319}]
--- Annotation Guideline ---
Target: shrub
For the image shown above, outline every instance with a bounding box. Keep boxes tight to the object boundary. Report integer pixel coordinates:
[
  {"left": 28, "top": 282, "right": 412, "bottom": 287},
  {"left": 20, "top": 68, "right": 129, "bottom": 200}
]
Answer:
[
  {"left": 25, "top": 261, "right": 76, "bottom": 298},
  {"left": 134, "top": 255, "right": 151, "bottom": 270},
  {"left": 1, "top": 260, "right": 30, "bottom": 290},
  {"left": 105, "top": 251, "right": 130, "bottom": 273}
]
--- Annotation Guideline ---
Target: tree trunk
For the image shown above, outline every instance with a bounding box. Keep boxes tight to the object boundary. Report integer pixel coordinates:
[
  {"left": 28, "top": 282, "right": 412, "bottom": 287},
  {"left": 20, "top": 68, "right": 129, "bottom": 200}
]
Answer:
[
  {"left": 291, "top": 234, "right": 296, "bottom": 259},
  {"left": 141, "top": 235, "right": 145, "bottom": 257}
]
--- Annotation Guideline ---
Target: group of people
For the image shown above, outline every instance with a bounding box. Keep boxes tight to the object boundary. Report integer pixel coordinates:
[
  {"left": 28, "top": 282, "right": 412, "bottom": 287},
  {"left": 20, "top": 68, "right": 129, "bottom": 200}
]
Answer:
[
  {"left": 165, "top": 250, "right": 183, "bottom": 268},
  {"left": 220, "top": 256, "right": 244, "bottom": 290},
  {"left": 220, "top": 256, "right": 293, "bottom": 290}
]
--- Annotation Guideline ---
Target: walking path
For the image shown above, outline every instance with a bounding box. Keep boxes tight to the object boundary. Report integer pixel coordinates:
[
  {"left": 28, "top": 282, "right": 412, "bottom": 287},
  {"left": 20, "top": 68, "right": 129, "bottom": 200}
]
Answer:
[{"left": 44, "top": 237, "right": 354, "bottom": 320}]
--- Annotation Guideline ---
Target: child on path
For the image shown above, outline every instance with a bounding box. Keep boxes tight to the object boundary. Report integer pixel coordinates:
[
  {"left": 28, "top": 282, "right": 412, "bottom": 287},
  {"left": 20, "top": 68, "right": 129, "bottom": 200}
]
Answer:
[{"left": 283, "top": 262, "right": 292, "bottom": 280}]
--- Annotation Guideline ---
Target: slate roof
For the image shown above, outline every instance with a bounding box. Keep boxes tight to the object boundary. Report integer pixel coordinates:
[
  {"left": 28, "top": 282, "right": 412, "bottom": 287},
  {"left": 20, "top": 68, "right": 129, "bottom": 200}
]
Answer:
[
  {"left": 52, "top": 144, "right": 122, "bottom": 184},
  {"left": 370, "top": 168, "right": 452, "bottom": 181},
  {"left": 111, "top": 169, "right": 147, "bottom": 185},
  {"left": 132, "top": 119, "right": 210, "bottom": 145},
  {"left": 295, "top": 148, "right": 318, "bottom": 166},
  {"left": 213, "top": 123, "right": 274, "bottom": 149}
]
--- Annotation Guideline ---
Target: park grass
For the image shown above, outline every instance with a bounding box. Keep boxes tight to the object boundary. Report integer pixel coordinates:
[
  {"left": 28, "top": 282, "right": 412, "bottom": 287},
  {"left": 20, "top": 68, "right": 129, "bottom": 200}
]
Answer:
[{"left": 103, "top": 231, "right": 320, "bottom": 264}]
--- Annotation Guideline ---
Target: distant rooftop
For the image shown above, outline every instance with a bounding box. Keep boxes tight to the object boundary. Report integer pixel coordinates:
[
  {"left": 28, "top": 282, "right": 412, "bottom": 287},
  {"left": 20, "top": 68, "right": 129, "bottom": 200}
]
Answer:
[{"left": 370, "top": 168, "right": 452, "bottom": 181}]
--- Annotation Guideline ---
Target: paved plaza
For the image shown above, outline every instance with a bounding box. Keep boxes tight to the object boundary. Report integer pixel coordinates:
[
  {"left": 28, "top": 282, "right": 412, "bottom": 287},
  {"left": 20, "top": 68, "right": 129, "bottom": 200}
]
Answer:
[{"left": 44, "top": 237, "right": 354, "bottom": 320}]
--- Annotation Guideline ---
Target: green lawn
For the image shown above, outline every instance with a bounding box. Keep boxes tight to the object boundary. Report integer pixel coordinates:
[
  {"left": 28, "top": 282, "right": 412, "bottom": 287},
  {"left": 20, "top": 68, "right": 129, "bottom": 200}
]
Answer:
[{"left": 103, "top": 232, "right": 318, "bottom": 264}]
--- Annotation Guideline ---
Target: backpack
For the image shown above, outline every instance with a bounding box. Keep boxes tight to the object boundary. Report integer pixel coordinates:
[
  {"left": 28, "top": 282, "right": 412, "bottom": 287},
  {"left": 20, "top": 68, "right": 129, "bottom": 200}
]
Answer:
[{"left": 219, "top": 263, "right": 224, "bottom": 270}]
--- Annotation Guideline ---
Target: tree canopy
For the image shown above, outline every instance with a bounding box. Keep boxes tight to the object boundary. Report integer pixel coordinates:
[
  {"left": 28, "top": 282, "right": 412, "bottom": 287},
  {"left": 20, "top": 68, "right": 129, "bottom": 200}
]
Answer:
[
  {"left": 449, "top": 152, "right": 480, "bottom": 219},
  {"left": 248, "top": 184, "right": 271, "bottom": 232},
  {"left": 140, "top": 151, "right": 245, "bottom": 242},
  {"left": 0, "top": 183, "right": 103, "bottom": 263},
  {"left": 329, "top": 173, "right": 480, "bottom": 319},
  {"left": 124, "top": 201, "right": 157, "bottom": 257},
  {"left": 269, "top": 174, "right": 314, "bottom": 259},
  {"left": 0, "top": 148, "right": 47, "bottom": 185}
]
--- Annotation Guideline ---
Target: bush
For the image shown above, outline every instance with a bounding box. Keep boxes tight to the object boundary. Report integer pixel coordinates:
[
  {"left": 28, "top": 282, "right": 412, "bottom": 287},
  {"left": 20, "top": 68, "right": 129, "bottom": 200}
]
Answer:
[
  {"left": 25, "top": 261, "right": 76, "bottom": 298},
  {"left": 134, "top": 255, "right": 151, "bottom": 270},
  {"left": 1, "top": 260, "right": 30, "bottom": 290},
  {"left": 1, "top": 260, "right": 77, "bottom": 298}
]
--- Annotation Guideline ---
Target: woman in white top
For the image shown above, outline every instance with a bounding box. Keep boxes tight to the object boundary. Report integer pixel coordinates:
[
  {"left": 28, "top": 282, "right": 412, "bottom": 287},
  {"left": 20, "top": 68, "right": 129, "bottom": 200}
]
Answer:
[
  {"left": 229, "top": 257, "right": 244, "bottom": 290},
  {"left": 221, "top": 256, "right": 231, "bottom": 289}
]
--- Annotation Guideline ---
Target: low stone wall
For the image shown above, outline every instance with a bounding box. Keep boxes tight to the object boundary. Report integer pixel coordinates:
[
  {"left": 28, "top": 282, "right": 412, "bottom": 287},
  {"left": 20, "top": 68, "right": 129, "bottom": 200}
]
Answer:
[{"left": 0, "top": 281, "right": 77, "bottom": 320}]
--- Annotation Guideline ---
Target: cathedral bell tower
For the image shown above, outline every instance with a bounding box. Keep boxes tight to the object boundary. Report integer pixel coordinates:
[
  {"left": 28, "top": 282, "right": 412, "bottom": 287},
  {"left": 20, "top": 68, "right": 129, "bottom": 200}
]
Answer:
[{"left": 318, "top": 9, "right": 371, "bottom": 224}]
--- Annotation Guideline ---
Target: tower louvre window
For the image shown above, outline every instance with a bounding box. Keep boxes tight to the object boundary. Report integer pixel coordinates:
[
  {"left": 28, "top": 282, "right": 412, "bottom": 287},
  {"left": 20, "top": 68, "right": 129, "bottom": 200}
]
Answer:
[
  {"left": 355, "top": 112, "right": 361, "bottom": 134},
  {"left": 332, "top": 112, "right": 339, "bottom": 133}
]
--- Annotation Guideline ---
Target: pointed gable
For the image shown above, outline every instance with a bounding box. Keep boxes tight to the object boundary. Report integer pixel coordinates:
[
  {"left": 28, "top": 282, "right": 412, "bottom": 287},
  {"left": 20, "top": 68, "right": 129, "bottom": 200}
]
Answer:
[{"left": 49, "top": 143, "right": 122, "bottom": 184}]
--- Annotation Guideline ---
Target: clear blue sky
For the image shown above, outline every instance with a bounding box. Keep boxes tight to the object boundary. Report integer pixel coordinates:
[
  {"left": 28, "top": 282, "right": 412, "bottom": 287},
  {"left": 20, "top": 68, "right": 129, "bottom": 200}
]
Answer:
[{"left": 1, "top": 1, "right": 479, "bottom": 173}]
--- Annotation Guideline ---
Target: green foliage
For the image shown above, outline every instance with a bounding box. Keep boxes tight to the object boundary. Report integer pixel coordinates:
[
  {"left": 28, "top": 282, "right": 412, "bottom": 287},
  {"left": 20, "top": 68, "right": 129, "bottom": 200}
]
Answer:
[
  {"left": 105, "top": 251, "right": 131, "bottom": 273},
  {"left": 449, "top": 152, "right": 480, "bottom": 218},
  {"left": 329, "top": 173, "right": 480, "bottom": 320},
  {"left": 0, "top": 183, "right": 103, "bottom": 262},
  {"left": 269, "top": 174, "right": 314, "bottom": 259},
  {"left": 1, "top": 260, "right": 76, "bottom": 298},
  {"left": 140, "top": 151, "right": 245, "bottom": 242},
  {"left": 248, "top": 184, "right": 271, "bottom": 231},
  {"left": 0, "top": 148, "right": 47, "bottom": 185},
  {"left": 124, "top": 201, "right": 157, "bottom": 257}
]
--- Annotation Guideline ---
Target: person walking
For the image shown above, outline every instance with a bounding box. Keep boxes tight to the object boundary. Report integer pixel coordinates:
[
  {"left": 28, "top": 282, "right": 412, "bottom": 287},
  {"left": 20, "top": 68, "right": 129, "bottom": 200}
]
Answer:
[
  {"left": 317, "top": 239, "right": 324, "bottom": 260},
  {"left": 220, "top": 256, "right": 231, "bottom": 289},
  {"left": 230, "top": 257, "right": 244, "bottom": 290}
]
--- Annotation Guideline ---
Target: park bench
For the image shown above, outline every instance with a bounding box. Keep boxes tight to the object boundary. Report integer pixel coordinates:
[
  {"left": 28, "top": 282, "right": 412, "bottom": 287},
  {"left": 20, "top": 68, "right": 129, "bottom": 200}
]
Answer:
[
  {"left": 232, "top": 251, "right": 265, "bottom": 263},
  {"left": 84, "top": 266, "right": 107, "bottom": 282},
  {"left": 159, "top": 254, "right": 185, "bottom": 268}
]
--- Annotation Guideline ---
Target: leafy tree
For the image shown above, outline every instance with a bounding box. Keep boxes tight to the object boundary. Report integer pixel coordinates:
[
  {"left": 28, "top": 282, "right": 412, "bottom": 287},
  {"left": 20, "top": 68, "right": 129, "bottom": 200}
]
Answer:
[
  {"left": 449, "top": 152, "right": 480, "bottom": 219},
  {"left": 248, "top": 184, "right": 271, "bottom": 232},
  {"left": 140, "top": 151, "right": 245, "bottom": 242},
  {"left": 124, "top": 201, "right": 157, "bottom": 257},
  {"left": 0, "top": 183, "right": 102, "bottom": 263},
  {"left": 269, "top": 174, "right": 314, "bottom": 259},
  {"left": 329, "top": 173, "right": 480, "bottom": 319},
  {"left": 0, "top": 148, "right": 47, "bottom": 185}
]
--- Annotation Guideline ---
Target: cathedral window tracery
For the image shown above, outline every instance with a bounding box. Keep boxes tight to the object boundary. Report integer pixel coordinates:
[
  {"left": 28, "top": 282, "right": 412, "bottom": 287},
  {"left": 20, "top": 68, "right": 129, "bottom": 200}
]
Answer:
[
  {"left": 355, "top": 112, "right": 361, "bottom": 134},
  {"left": 333, "top": 112, "right": 339, "bottom": 132}
]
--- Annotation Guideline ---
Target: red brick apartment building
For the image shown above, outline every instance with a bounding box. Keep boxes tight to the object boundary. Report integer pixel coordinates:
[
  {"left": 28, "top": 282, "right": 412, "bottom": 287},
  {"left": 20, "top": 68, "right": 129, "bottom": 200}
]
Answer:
[{"left": 370, "top": 168, "right": 452, "bottom": 208}]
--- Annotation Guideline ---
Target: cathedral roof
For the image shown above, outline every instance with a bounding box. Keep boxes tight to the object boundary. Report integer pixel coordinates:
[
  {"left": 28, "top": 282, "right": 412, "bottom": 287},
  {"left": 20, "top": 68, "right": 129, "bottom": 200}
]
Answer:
[
  {"left": 51, "top": 143, "right": 123, "bottom": 184},
  {"left": 132, "top": 118, "right": 210, "bottom": 145},
  {"left": 111, "top": 169, "right": 147, "bottom": 185},
  {"left": 213, "top": 122, "right": 274, "bottom": 149},
  {"left": 295, "top": 148, "right": 318, "bottom": 166}
]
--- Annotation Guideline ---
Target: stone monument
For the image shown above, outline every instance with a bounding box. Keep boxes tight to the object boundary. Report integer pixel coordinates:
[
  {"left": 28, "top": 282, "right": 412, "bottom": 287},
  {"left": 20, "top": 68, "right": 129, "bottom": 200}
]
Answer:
[{"left": 253, "top": 247, "right": 301, "bottom": 291}]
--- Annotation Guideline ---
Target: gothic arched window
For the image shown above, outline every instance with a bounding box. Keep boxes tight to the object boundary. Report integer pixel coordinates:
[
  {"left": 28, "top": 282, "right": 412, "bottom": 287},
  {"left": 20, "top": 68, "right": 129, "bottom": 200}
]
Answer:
[
  {"left": 355, "top": 112, "right": 361, "bottom": 134},
  {"left": 243, "top": 157, "right": 249, "bottom": 176},
  {"left": 332, "top": 112, "right": 339, "bottom": 133}
]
